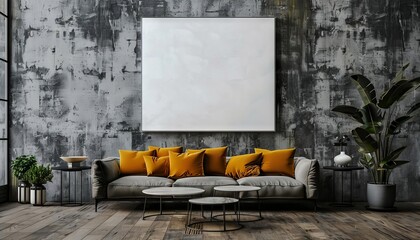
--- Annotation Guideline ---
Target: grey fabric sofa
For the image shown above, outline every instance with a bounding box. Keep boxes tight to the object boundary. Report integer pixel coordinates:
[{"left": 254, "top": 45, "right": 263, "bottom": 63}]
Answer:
[{"left": 91, "top": 157, "right": 319, "bottom": 211}]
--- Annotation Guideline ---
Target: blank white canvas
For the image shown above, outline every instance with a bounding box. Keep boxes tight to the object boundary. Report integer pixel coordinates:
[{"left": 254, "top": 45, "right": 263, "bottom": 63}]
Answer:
[{"left": 142, "top": 18, "right": 275, "bottom": 131}]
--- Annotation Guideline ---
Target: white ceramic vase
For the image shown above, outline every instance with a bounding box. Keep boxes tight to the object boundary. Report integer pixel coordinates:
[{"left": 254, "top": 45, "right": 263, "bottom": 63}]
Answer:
[{"left": 334, "top": 151, "right": 351, "bottom": 166}]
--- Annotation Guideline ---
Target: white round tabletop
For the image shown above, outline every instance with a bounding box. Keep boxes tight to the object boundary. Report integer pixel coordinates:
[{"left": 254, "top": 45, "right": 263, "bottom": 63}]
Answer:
[
  {"left": 142, "top": 187, "right": 205, "bottom": 196},
  {"left": 214, "top": 185, "right": 261, "bottom": 192},
  {"left": 189, "top": 197, "right": 239, "bottom": 205}
]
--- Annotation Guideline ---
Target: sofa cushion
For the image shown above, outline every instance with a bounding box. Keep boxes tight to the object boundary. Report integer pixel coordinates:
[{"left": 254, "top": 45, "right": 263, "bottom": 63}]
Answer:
[
  {"left": 168, "top": 151, "right": 205, "bottom": 179},
  {"left": 144, "top": 156, "right": 169, "bottom": 177},
  {"left": 225, "top": 153, "right": 262, "bottom": 179},
  {"left": 237, "top": 176, "right": 305, "bottom": 198},
  {"left": 119, "top": 150, "right": 155, "bottom": 175},
  {"left": 255, "top": 148, "right": 296, "bottom": 177},
  {"left": 148, "top": 146, "right": 183, "bottom": 157},
  {"left": 173, "top": 176, "right": 238, "bottom": 196},
  {"left": 107, "top": 176, "right": 174, "bottom": 199},
  {"left": 186, "top": 147, "right": 227, "bottom": 176}
]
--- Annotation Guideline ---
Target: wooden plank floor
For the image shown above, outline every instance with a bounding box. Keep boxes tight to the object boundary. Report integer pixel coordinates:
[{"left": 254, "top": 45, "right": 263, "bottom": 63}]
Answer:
[{"left": 0, "top": 201, "right": 419, "bottom": 240}]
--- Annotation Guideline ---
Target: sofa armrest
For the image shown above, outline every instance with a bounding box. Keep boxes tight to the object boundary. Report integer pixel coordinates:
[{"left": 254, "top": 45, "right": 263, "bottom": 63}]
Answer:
[
  {"left": 294, "top": 157, "right": 319, "bottom": 199},
  {"left": 91, "top": 157, "right": 120, "bottom": 199}
]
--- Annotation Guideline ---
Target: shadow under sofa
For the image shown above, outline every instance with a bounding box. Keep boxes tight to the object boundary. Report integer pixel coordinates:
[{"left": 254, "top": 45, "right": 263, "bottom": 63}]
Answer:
[{"left": 91, "top": 157, "right": 319, "bottom": 212}]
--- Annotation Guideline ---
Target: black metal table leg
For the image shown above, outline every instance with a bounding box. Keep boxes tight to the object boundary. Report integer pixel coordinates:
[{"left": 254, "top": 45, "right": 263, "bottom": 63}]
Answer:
[
  {"left": 68, "top": 171, "right": 70, "bottom": 204},
  {"left": 80, "top": 170, "right": 83, "bottom": 204},
  {"left": 223, "top": 204, "right": 226, "bottom": 231},
  {"left": 159, "top": 197, "right": 162, "bottom": 215},
  {"left": 237, "top": 192, "right": 241, "bottom": 222},
  {"left": 350, "top": 171, "right": 353, "bottom": 205},
  {"left": 257, "top": 191, "right": 262, "bottom": 219},
  {"left": 341, "top": 171, "right": 344, "bottom": 203},
  {"left": 332, "top": 171, "right": 335, "bottom": 202},
  {"left": 74, "top": 172, "right": 76, "bottom": 204},
  {"left": 60, "top": 171, "right": 63, "bottom": 205},
  {"left": 142, "top": 197, "right": 147, "bottom": 220}
]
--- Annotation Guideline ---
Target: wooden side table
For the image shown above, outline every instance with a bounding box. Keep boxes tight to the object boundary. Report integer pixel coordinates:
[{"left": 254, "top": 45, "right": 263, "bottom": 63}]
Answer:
[
  {"left": 52, "top": 166, "right": 91, "bottom": 206},
  {"left": 323, "top": 166, "right": 363, "bottom": 207}
]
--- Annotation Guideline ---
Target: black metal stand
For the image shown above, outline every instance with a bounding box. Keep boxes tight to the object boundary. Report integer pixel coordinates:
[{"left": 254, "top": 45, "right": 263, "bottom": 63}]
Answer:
[
  {"left": 52, "top": 166, "right": 91, "bottom": 206},
  {"left": 186, "top": 201, "right": 242, "bottom": 232},
  {"left": 323, "top": 166, "right": 363, "bottom": 207},
  {"left": 142, "top": 194, "right": 203, "bottom": 219},
  {"left": 142, "top": 196, "right": 174, "bottom": 220},
  {"left": 212, "top": 191, "right": 263, "bottom": 222}
]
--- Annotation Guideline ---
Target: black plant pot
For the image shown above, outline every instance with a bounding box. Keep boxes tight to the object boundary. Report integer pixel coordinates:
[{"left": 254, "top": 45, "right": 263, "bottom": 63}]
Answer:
[
  {"left": 367, "top": 183, "right": 396, "bottom": 211},
  {"left": 18, "top": 180, "right": 31, "bottom": 204},
  {"left": 30, "top": 184, "right": 46, "bottom": 206}
]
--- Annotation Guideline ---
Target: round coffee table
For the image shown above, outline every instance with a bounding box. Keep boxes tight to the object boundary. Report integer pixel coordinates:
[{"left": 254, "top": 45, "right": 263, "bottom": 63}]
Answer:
[
  {"left": 142, "top": 187, "right": 205, "bottom": 219},
  {"left": 213, "top": 185, "right": 262, "bottom": 222},
  {"left": 186, "top": 197, "right": 241, "bottom": 232}
]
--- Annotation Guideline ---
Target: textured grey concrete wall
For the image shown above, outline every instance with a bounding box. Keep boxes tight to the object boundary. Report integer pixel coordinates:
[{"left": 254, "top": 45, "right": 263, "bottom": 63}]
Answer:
[{"left": 10, "top": 0, "right": 420, "bottom": 202}]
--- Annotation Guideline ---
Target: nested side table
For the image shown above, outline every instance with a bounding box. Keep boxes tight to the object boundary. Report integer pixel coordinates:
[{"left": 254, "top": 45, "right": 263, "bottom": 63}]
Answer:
[
  {"left": 142, "top": 187, "right": 205, "bottom": 219},
  {"left": 52, "top": 166, "right": 91, "bottom": 206},
  {"left": 187, "top": 197, "right": 241, "bottom": 232},
  {"left": 213, "top": 185, "right": 262, "bottom": 222},
  {"left": 323, "top": 166, "right": 363, "bottom": 206}
]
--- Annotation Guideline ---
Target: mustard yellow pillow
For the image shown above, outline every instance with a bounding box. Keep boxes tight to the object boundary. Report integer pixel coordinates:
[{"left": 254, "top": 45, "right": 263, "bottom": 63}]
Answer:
[
  {"left": 143, "top": 156, "right": 169, "bottom": 177},
  {"left": 148, "top": 146, "right": 183, "bottom": 157},
  {"left": 168, "top": 151, "right": 205, "bottom": 179},
  {"left": 119, "top": 150, "right": 155, "bottom": 175},
  {"left": 186, "top": 147, "right": 227, "bottom": 176},
  {"left": 254, "top": 148, "right": 296, "bottom": 177},
  {"left": 225, "top": 153, "right": 262, "bottom": 180}
]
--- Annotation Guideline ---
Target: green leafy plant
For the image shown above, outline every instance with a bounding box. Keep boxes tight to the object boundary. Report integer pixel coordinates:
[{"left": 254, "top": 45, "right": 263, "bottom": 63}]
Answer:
[
  {"left": 10, "top": 155, "right": 37, "bottom": 181},
  {"left": 332, "top": 63, "right": 420, "bottom": 184},
  {"left": 26, "top": 164, "right": 53, "bottom": 185}
]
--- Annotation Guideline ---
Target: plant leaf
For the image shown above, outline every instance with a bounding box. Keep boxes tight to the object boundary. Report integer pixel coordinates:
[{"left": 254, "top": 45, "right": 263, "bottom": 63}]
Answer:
[
  {"left": 383, "top": 160, "right": 409, "bottom": 169},
  {"left": 331, "top": 105, "right": 364, "bottom": 124},
  {"left": 392, "top": 63, "right": 410, "bottom": 83},
  {"left": 352, "top": 127, "right": 378, "bottom": 153},
  {"left": 378, "top": 80, "right": 411, "bottom": 108},
  {"left": 379, "top": 146, "right": 407, "bottom": 167},
  {"left": 359, "top": 152, "right": 374, "bottom": 169},
  {"left": 407, "top": 102, "right": 420, "bottom": 115},
  {"left": 360, "top": 103, "right": 382, "bottom": 133},
  {"left": 387, "top": 116, "right": 412, "bottom": 135},
  {"left": 351, "top": 75, "right": 377, "bottom": 105}
]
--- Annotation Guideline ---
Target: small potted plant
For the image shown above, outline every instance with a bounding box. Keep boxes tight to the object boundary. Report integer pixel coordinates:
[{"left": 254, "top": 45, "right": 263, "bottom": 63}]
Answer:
[
  {"left": 25, "top": 164, "right": 53, "bottom": 206},
  {"left": 10, "top": 155, "right": 37, "bottom": 203}
]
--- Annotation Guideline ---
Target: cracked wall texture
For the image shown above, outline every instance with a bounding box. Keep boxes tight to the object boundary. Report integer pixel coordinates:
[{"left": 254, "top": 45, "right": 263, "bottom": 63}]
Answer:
[{"left": 10, "top": 0, "right": 420, "bottom": 202}]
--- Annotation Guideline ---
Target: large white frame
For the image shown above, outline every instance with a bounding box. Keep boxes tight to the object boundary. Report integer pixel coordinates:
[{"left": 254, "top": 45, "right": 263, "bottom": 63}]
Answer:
[{"left": 142, "top": 18, "right": 275, "bottom": 132}]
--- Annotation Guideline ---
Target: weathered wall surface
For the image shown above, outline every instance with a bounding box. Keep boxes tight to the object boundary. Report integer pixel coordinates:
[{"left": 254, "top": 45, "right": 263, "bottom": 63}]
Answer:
[{"left": 10, "top": 0, "right": 420, "bottom": 202}]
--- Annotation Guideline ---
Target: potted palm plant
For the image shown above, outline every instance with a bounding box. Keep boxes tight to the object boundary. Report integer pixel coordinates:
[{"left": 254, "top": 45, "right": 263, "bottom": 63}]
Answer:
[
  {"left": 332, "top": 63, "right": 420, "bottom": 210},
  {"left": 10, "top": 155, "right": 37, "bottom": 203},
  {"left": 26, "top": 164, "right": 53, "bottom": 206}
]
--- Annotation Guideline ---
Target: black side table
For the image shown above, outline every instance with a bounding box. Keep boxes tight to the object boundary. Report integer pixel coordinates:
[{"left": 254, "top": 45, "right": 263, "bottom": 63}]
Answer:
[
  {"left": 323, "top": 166, "right": 363, "bottom": 207},
  {"left": 52, "top": 166, "right": 91, "bottom": 206}
]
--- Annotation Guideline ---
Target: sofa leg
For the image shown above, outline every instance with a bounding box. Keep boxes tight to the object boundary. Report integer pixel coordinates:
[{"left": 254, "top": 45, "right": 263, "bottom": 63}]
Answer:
[{"left": 313, "top": 200, "right": 317, "bottom": 212}]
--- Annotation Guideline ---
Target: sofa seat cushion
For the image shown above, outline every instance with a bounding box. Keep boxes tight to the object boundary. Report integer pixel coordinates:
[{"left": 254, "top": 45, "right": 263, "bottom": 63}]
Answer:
[
  {"left": 173, "top": 176, "right": 238, "bottom": 196},
  {"left": 237, "top": 176, "right": 305, "bottom": 198},
  {"left": 107, "top": 176, "right": 174, "bottom": 199}
]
